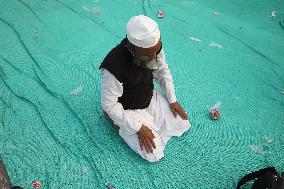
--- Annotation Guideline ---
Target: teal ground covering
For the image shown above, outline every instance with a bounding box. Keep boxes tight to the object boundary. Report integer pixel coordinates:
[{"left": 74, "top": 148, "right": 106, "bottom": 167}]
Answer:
[{"left": 0, "top": 0, "right": 284, "bottom": 188}]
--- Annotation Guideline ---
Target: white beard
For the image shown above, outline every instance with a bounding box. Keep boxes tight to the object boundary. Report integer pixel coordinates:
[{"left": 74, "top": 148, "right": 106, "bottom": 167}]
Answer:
[{"left": 132, "top": 57, "right": 159, "bottom": 70}]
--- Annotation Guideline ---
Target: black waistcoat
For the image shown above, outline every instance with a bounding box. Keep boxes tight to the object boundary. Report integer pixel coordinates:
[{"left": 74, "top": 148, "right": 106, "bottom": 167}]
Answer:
[{"left": 99, "top": 38, "right": 154, "bottom": 110}]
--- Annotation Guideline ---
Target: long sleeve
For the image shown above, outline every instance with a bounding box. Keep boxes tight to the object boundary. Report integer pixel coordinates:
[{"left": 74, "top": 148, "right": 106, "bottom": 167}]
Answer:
[
  {"left": 101, "top": 68, "right": 145, "bottom": 135},
  {"left": 153, "top": 49, "right": 177, "bottom": 104}
]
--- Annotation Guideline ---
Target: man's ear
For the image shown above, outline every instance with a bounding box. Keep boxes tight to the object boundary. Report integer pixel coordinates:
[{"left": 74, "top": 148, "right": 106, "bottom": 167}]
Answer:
[
  {"left": 125, "top": 44, "right": 131, "bottom": 52},
  {"left": 126, "top": 42, "right": 135, "bottom": 56}
]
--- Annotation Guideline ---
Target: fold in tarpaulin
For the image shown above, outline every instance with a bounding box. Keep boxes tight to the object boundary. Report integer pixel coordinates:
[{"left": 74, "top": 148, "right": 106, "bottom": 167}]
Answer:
[{"left": 0, "top": 0, "right": 283, "bottom": 188}]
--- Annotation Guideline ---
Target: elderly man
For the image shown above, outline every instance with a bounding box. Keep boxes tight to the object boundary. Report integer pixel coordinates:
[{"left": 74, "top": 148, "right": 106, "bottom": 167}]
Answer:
[{"left": 99, "top": 15, "right": 191, "bottom": 162}]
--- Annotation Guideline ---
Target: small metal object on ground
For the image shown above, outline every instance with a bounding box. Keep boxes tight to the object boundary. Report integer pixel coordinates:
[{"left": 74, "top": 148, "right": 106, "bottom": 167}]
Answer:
[
  {"left": 157, "top": 10, "right": 164, "bottom": 18},
  {"left": 210, "top": 109, "right": 220, "bottom": 120},
  {"left": 32, "top": 181, "right": 41, "bottom": 189},
  {"left": 209, "top": 101, "right": 221, "bottom": 120}
]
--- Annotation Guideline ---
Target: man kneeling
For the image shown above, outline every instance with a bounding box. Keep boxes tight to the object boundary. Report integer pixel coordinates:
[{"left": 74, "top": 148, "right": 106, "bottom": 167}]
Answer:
[{"left": 100, "top": 15, "right": 191, "bottom": 162}]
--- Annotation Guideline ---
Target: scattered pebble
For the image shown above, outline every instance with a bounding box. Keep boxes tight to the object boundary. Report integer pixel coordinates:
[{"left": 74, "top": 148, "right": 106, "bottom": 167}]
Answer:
[
  {"left": 81, "top": 166, "right": 88, "bottom": 174},
  {"left": 105, "top": 181, "right": 116, "bottom": 189},
  {"left": 189, "top": 37, "right": 201, "bottom": 43},
  {"left": 82, "top": 6, "right": 102, "bottom": 14},
  {"left": 157, "top": 10, "right": 164, "bottom": 18},
  {"left": 209, "top": 42, "right": 223, "bottom": 49},
  {"left": 249, "top": 144, "right": 263, "bottom": 153},
  {"left": 267, "top": 10, "right": 277, "bottom": 18},
  {"left": 70, "top": 86, "right": 83, "bottom": 96},
  {"left": 271, "top": 10, "right": 277, "bottom": 17},
  {"left": 33, "top": 181, "right": 41, "bottom": 189},
  {"left": 263, "top": 136, "right": 273, "bottom": 144},
  {"left": 92, "top": 7, "right": 102, "bottom": 14},
  {"left": 32, "top": 28, "right": 39, "bottom": 39},
  {"left": 82, "top": 6, "right": 91, "bottom": 12},
  {"left": 213, "top": 11, "right": 220, "bottom": 16}
]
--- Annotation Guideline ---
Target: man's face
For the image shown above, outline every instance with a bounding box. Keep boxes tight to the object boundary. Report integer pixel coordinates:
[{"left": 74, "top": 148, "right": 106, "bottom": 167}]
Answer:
[
  {"left": 128, "top": 39, "right": 162, "bottom": 69},
  {"left": 132, "top": 39, "right": 162, "bottom": 62}
]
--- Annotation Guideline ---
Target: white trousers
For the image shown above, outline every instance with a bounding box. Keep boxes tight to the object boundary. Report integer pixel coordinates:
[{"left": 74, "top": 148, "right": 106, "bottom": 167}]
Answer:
[{"left": 119, "top": 90, "right": 191, "bottom": 162}]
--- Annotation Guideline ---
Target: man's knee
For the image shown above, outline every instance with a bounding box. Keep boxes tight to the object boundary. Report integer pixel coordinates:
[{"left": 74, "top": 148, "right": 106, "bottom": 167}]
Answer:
[
  {"left": 139, "top": 137, "right": 165, "bottom": 163},
  {"left": 141, "top": 147, "right": 164, "bottom": 163},
  {"left": 103, "top": 111, "right": 119, "bottom": 130},
  {"left": 119, "top": 126, "right": 165, "bottom": 162}
]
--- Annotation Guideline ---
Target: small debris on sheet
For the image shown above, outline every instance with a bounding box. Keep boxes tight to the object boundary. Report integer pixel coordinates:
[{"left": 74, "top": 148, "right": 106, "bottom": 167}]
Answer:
[
  {"left": 32, "top": 181, "right": 41, "bottom": 189},
  {"left": 271, "top": 10, "right": 277, "bottom": 17},
  {"left": 209, "top": 42, "right": 223, "bottom": 49},
  {"left": 281, "top": 90, "right": 284, "bottom": 95},
  {"left": 233, "top": 96, "right": 240, "bottom": 99},
  {"left": 267, "top": 10, "right": 277, "bottom": 18},
  {"left": 157, "top": 10, "right": 164, "bottom": 18},
  {"left": 262, "top": 136, "right": 273, "bottom": 144},
  {"left": 32, "top": 28, "right": 39, "bottom": 39},
  {"left": 81, "top": 166, "right": 88, "bottom": 174},
  {"left": 105, "top": 181, "right": 116, "bottom": 189},
  {"left": 70, "top": 86, "right": 83, "bottom": 96},
  {"left": 209, "top": 101, "right": 221, "bottom": 120},
  {"left": 249, "top": 144, "right": 263, "bottom": 153},
  {"left": 82, "top": 6, "right": 91, "bottom": 12},
  {"left": 82, "top": 6, "right": 102, "bottom": 14},
  {"left": 189, "top": 37, "right": 202, "bottom": 43},
  {"left": 213, "top": 11, "right": 220, "bottom": 16},
  {"left": 92, "top": 7, "right": 102, "bottom": 14}
]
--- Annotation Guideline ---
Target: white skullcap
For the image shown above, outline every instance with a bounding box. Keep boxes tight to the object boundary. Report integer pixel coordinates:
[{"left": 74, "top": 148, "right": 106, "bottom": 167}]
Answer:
[{"left": 126, "top": 15, "right": 160, "bottom": 48}]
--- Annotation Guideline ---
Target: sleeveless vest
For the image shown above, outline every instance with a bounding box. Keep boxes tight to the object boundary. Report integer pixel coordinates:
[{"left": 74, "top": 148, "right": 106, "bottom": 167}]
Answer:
[{"left": 99, "top": 38, "right": 154, "bottom": 110}]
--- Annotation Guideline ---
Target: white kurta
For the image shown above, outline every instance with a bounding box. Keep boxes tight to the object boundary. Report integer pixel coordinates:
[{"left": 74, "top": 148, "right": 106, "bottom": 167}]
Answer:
[{"left": 101, "top": 49, "right": 191, "bottom": 162}]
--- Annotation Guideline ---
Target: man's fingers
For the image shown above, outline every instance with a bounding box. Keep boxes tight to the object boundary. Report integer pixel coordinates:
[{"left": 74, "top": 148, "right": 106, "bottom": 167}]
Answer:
[
  {"left": 183, "top": 110, "right": 187, "bottom": 118},
  {"left": 138, "top": 135, "right": 144, "bottom": 151},
  {"left": 170, "top": 102, "right": 189, "bottom": 120},
  {"left": 149, "top": 130, "right": 155, "bottom": 139},
  {"left": 141, "top": 135, "right": 151, "bottom": 153},
  {"left": 182, "top": 111, "right": 188, "bottom": 120},
  {"left": 151, "top": 138, "right": 156, "bottom": 149},
  {"left": 178, "top": 108, "right": 188, "bottom": 120},
  {"left": 145, "top": 138, "right": 154, "bottom": 154},
  {"left": 171, "top": 108, "right": 177, "bottom": 118}
]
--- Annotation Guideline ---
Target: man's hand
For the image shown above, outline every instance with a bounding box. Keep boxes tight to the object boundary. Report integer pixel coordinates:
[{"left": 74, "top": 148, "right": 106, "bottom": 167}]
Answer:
[
  {"left": 170, "top": 101, "right": 188, "bottom": 120},
  {"left": 137, "top": 125, "right": 156, "bottom": 154}
]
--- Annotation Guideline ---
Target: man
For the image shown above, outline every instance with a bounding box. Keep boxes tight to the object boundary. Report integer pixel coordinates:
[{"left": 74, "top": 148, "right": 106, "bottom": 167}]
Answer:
[{"left": 99, "top": 15, "right": 191, "bottom": 162}]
